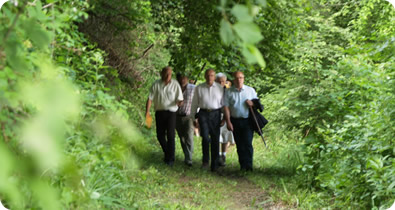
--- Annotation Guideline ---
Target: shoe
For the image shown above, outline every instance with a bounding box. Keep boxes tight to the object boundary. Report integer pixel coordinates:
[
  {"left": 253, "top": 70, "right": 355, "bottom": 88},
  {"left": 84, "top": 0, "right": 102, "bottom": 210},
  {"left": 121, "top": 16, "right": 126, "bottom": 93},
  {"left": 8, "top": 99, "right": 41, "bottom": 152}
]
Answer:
[
  {"left": 185, "top": 161, "right": 192, "bottom": 167},
  {"left": 214, "top": 167, "right": 225, "bottom": 175},
  {"left": 218, "top": 155, "right": 224, "bottom": 166},
  {"left": 201, "top": 162, "right": 209, "bottom": 170},
  {"left": 211, "top": 166, "right": 219, "bottom": 172},
  {"left": 165, "top": 161, "right": 174, "bottom": 167},
  {"left": 219, "top": 155, "right": 226, "bottom": 167}
]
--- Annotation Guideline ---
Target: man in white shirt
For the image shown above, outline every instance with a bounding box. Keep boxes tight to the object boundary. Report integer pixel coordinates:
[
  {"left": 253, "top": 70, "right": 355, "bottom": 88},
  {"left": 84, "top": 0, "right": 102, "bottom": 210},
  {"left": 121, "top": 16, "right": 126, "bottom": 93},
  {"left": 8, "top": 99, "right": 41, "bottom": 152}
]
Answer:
[
  {"left": 190, "top": 69, "right": 224, "bottom": 171},
  {"left": 146, "top": 66, "right": 183, "bottom": 166},
  {"left": 224, "top": 71, "right": 258, "bottom": 171}
]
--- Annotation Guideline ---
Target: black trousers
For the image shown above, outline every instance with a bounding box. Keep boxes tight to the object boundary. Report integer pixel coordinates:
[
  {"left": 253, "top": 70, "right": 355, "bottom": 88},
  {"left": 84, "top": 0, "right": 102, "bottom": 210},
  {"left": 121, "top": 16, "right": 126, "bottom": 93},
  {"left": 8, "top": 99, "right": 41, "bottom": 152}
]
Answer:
[
  {"left": 155, "top": 110, "right": 176, "bottom": 163},
  {"left": 231, "top": 117, "right": 254, "bottom": 170},
  {"left": 198, "top": 109, "right": 221, "bottom": 171}
]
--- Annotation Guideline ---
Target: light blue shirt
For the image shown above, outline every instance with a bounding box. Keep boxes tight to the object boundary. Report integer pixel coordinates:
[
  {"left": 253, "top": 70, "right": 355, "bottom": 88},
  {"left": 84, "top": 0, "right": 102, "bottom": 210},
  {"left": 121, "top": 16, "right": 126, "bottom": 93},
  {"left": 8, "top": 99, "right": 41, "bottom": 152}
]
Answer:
[{"left": 224, "top": 85, "right": 257, "bottom": 118}]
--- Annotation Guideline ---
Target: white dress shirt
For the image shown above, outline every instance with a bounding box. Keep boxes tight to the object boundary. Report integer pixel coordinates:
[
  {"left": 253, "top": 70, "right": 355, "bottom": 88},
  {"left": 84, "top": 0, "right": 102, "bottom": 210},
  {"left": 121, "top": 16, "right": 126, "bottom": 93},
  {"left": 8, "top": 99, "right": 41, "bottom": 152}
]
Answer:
[
  {"left": 190, "top": 82, "right": 224, "bottom": 118},
  {"left": 149, "top": 79, "right": 183, "bottom": 112}
]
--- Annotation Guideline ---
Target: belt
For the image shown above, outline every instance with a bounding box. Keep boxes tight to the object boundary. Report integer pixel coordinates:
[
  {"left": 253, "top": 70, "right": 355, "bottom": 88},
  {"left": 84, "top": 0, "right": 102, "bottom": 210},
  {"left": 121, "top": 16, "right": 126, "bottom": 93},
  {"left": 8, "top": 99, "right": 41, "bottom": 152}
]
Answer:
[
  {"left": 177, "top": 113, "right": 187, "bottom": 117},
  {"left": 200, "top": 108, "right": 221, "bottom": 112},
  {"left": 231, "top": 116, "right": 248, "bottom": 120}
]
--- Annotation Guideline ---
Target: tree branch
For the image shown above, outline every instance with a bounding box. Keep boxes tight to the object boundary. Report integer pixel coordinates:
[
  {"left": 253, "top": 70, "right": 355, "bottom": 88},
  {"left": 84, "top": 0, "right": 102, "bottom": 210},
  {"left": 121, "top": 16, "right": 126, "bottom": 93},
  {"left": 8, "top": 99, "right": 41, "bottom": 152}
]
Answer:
[{"left": 3, "top": 2, "right": 27, "bottom": 44}]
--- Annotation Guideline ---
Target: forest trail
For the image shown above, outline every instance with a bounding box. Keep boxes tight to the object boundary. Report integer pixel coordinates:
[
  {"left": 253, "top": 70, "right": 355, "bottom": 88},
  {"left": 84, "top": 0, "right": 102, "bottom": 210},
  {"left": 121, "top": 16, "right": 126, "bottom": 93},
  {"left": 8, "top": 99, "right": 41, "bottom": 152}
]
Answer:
[
  {"left": 172, "top": 169, "right": 288, "bottom": 209},
  {"left": 137, "top": 139, "right": 291, "bottom": 209}
]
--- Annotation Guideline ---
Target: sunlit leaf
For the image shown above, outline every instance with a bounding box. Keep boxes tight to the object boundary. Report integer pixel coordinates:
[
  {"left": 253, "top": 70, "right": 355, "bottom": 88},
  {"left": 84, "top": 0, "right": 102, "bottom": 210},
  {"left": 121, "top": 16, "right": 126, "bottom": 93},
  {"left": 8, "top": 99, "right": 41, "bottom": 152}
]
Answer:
[
  {"left": 247, "top": 45, "right": 266, "bottom": 68},
  {"left": 257, "top": 0, "right": 267, "bottom": 7},
  {"left": 22, "top": 19, "right": 51, "bottom": 49},
  {"left": 231, "top": 4, "right": 253, "bottom": 22},
  {"left": 220, "top": 19, "right": 234, "bottom": 45},
  {"left": 233, "top": 22, "right": 263, "bottom": 44}
]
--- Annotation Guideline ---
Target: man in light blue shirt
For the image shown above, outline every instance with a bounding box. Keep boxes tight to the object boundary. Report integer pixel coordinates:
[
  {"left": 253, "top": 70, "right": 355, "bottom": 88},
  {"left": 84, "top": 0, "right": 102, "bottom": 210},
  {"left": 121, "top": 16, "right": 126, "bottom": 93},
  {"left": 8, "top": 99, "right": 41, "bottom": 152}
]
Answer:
[{"left": 224, "top": 71, "right": 257, "bottom": 171}]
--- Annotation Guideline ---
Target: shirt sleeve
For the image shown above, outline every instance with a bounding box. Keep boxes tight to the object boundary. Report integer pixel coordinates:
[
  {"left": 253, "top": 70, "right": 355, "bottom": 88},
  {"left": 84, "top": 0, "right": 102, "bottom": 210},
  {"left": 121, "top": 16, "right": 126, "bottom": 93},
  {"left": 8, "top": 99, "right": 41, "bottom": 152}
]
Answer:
[
  {"left": 224, "top": 89, "right": 230, "bottom": 107},
  {"left": 176, "top": 82, "right": 183, "bottom": 101},
  {"left": 251, "top": 87, "right": 258, "bottom": 99},
  {"left": 190, "top": 86, "right": 199, "bottom": 119},
  {"left": 220, "top": 87, "right": 225, "bottom": 107}
]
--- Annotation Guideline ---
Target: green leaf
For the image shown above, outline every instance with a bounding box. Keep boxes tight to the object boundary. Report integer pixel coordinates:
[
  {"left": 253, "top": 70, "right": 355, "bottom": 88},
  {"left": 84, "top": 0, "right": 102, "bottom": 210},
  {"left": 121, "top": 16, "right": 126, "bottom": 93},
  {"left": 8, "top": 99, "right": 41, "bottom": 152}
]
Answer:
[
  {"left": 247, "top": 45, "right": 266, "bottom": 68},
  {"left": 5, "top": 40, "right": 29, "bottom": 71},
  {"left": 241, "top": 45, "right": 256, "bottom": 64},
  {"left": 257, "top": 0, "right": 267, "bottom": 7},
  {"left": 23, "top": 19, "right": 51, "bottom": 49},
  {"left": 220, "top": 0, "right": 227, "bottom": 8},
  {"left": 231, "top": 4, "right": 253, "bottom": 22},
  {"left": 220, "top": 19, "right": 234, "bottom": 45},
  {"left": 233, "top": 22, "right": 263, "bottom": 44},
  {"left": 240, "top": 44, "right": 266, "bottom": 68}
]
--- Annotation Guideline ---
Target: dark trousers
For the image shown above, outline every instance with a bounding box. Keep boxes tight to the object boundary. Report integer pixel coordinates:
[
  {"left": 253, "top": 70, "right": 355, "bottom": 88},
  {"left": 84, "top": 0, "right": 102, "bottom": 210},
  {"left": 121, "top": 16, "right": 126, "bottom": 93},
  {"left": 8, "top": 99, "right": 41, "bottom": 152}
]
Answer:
[
  {"left": 231, "top": 117, "right": 254, "bottom": 170},
  {"left": 198, "top": 110, "right": 221, "bottom": 170},
  {"left": 155, "top": 111, "right": 176, "bottom": 163}
]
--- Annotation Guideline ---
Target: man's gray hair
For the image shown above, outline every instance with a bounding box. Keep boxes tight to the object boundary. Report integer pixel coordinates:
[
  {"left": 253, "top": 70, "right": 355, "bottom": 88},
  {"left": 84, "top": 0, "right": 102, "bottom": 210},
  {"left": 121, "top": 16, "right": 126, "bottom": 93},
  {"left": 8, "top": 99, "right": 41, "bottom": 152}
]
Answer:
[{"left": 216, "top": 72, "right": 227, "bottom": 79}]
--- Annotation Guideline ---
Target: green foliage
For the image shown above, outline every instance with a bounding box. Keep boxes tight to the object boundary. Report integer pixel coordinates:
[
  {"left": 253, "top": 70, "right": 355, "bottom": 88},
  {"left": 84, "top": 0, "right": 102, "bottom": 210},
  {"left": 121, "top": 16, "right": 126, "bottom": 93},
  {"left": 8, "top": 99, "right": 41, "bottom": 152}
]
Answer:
[
  {"left": 219, "top": 1, "right": 266, "bottom": 67},
  {"left": 0, "top": 0, "right": 152, "bottom": 208},
  {"left": 262, "top": 0, "right": 394, "bottom": 208},
  {"left": 1, "top": 0, "right": 394, "bottom": 209}
]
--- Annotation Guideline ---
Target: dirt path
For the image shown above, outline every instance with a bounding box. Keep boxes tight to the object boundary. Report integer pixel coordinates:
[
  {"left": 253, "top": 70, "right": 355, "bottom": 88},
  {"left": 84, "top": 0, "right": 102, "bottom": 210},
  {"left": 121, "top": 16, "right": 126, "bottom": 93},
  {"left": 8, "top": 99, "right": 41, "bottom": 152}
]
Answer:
[
  {"left": 220, "top": 173, "right": 286, "bottom": 209},
  {"left": 176, "top": 170, "right": 288, "bottom": 209}
]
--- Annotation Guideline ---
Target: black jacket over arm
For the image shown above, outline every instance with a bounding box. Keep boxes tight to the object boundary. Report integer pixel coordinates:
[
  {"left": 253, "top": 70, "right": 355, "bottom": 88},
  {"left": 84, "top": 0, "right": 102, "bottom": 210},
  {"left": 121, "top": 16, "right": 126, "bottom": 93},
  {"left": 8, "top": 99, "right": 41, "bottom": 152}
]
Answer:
[{"left": 248, "top": 98, "right": 268, "bottom": 134}]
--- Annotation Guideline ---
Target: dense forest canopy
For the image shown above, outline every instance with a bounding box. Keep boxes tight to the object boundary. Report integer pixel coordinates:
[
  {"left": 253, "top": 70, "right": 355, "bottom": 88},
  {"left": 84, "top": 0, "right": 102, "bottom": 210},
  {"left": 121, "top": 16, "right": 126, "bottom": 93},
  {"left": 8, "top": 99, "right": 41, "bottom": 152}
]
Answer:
[{"left": 0, "top": 0, "right": 394, "bottom": 209}]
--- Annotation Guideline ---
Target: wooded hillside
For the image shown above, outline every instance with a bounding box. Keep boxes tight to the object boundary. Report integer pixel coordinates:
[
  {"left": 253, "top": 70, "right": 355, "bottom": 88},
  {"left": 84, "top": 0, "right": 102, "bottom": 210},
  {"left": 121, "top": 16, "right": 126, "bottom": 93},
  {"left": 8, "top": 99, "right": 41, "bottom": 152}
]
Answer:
[{"left": 0, "top": 0, "right": 394, "bottom": 209}]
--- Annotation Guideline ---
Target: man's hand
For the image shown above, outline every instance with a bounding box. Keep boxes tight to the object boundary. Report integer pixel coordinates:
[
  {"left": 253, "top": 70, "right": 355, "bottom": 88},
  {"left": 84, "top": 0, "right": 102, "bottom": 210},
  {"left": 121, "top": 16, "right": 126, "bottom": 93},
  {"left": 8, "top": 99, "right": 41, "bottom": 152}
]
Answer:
[
  {"left": 145, "top": 112, "right": 152, "bottom": 128},
  {"left": 245, "top": 99, "right": 253, "bottom": 107},
  {"left": 193, "top": 119, "right": 199, "bottom": 128},
  {"left": 177, "top": 100, "right": 184, "bottom": 107},
  {"left": 220, "top": 119, "right": 226, "bottom": 127},
  {"left": 226, "top": 121, "right": 233, "bottom": 132}
]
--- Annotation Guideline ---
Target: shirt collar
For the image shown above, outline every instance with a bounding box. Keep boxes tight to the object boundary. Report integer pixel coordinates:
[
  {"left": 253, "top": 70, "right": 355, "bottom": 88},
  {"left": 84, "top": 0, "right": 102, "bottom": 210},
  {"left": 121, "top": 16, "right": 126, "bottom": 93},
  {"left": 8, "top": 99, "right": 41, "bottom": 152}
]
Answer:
[
  {"left": 232, "top": 84, "right": 245, "bottom": 92},
  {"left": 204, "top": 82, "right": 219, "bottom": 88},
  {"left": 162, "top": 79, "right": 173, "bottom": 86}
]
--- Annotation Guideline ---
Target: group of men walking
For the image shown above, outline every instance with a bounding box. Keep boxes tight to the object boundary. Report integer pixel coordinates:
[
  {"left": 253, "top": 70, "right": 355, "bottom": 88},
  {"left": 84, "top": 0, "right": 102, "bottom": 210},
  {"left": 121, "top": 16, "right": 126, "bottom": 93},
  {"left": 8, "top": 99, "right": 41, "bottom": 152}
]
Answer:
[{"left": 145, "top": 66, "right": 258, "bottom": 172}]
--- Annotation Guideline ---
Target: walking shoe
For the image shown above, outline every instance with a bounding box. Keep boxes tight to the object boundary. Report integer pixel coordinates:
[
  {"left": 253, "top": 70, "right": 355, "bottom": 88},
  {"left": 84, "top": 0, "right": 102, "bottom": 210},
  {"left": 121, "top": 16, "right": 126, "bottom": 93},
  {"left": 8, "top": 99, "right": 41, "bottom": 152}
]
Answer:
[
  {"left": 201, "top": 162, "right": 209, "bottom": 170},
  {"left": 165, "top": 161, "right": 174, "bottom": 167},
  {"left": 185, "top": 161, "right": 193, "bottom": 167},
  {"left": 219, "top": 155, "right": 226, "bottom": 166}
]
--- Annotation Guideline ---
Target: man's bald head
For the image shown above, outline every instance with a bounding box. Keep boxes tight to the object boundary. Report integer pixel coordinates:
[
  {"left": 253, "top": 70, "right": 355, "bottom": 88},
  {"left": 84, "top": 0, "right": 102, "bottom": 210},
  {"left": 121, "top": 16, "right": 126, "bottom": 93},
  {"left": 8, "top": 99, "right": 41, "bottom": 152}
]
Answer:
[
  {"left": 205, "top": 68, "right": 216, "bottom": 86},
  {"left": 233, "top": 71, "right": 245, "bottom": 89},
  {"left": 161, "top": 66, "right": 172, "bottom": 84}
]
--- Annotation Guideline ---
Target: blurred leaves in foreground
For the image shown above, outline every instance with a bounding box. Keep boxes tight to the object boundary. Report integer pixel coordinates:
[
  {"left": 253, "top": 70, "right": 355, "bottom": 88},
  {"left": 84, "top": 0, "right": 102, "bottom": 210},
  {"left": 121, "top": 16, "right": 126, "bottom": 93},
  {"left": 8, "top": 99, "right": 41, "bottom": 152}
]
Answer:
[{"left": 0, "top": 0, "right": 144, "bottom": 209}]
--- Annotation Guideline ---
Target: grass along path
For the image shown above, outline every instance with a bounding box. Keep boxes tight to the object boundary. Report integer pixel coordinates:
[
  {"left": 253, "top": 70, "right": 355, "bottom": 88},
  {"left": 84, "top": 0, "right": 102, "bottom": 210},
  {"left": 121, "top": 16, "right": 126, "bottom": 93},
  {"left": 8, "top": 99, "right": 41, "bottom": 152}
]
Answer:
[{"left": 127, "top": 130, "right": 312, "bottom": 209}]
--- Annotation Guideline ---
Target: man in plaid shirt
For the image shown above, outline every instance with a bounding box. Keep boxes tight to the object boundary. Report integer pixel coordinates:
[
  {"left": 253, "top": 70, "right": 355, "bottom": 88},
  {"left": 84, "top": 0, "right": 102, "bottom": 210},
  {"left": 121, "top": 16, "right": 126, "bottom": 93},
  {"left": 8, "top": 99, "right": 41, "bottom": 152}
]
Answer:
[{"left": 176, "top": 73, "right": 196, "bottom": 167}]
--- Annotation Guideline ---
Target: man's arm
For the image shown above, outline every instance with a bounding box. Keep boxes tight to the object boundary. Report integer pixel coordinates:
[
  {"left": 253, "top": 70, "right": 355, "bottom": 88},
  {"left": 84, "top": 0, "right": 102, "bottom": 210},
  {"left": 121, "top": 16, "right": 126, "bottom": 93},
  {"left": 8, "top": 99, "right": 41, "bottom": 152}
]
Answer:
[
  {"left": 146, "top": 98, "right": 152, "bottom": 117},
  {"left": 224, "top": 106, "right": 233, "bottom": 132},
  {"left": 245, "top": 99, "right": 253, "bottom": 107},
  {"left": 177, "top": 100, "right": 184, "bottom": 107},
  {"left": 189, "top": 86, "right": 199, "bottom": 119}
]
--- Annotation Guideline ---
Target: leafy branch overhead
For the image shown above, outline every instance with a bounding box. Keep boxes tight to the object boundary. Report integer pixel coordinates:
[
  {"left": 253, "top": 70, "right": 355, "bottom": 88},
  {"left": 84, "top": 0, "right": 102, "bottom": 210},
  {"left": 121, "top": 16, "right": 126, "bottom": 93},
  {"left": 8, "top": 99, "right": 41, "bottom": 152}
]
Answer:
[{"left": 219, "top": 0, "right": 266, "bottom": 68}]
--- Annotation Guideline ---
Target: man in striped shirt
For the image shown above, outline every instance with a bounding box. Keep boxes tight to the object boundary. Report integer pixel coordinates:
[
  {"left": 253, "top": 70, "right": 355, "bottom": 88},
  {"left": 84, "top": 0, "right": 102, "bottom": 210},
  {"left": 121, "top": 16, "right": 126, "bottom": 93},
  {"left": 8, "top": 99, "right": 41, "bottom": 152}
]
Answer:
[{"left": 176, "top": 73, "right": 196, "bottom": 167}]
